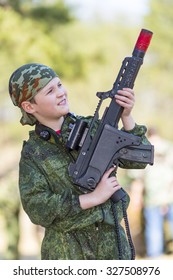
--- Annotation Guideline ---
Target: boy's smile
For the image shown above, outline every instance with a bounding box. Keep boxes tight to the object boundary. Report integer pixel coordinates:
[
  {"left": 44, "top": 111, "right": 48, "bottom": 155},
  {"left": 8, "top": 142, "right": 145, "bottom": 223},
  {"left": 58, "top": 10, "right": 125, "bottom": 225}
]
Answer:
[{"left": 58, "top": 98, "right": 67, "bottom": 106}]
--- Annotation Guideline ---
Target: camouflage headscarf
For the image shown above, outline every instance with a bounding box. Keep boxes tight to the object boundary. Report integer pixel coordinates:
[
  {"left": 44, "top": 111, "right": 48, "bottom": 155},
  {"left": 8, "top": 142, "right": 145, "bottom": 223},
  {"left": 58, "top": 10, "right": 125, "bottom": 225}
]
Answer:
[{"left": 9, "top": 63, "right": 58, "bottom": 126}]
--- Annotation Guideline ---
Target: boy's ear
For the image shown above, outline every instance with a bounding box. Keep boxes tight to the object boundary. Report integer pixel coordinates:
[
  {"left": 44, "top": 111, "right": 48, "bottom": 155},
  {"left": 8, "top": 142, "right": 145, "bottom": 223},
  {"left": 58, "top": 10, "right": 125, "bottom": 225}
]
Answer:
[{"left": 21, "top": 101, "right": 35, "bottom": 114}]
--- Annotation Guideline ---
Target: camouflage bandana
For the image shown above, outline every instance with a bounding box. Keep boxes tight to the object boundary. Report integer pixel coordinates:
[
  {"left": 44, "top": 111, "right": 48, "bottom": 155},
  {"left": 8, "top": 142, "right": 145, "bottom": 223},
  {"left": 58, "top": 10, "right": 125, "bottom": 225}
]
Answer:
[{"left": 9, "top": 63, "right": 58, "bottom": 126}]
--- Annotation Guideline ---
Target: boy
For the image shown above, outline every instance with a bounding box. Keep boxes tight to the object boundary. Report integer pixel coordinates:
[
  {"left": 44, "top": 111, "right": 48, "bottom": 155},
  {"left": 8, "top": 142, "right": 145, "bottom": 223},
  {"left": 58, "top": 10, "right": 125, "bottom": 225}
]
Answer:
[{"left": 9, "top": 63, "right": 149, "bottom": 259}]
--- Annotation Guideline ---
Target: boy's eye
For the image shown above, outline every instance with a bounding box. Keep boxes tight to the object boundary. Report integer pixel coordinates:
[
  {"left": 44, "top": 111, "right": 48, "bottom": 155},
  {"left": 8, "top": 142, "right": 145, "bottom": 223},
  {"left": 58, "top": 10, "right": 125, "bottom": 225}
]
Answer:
[
  {"left": 46, "top": 88, "right": 53, "bottom": 95},
  {"left": 58, "top": 82, "right": 62, "bottom": 87}
]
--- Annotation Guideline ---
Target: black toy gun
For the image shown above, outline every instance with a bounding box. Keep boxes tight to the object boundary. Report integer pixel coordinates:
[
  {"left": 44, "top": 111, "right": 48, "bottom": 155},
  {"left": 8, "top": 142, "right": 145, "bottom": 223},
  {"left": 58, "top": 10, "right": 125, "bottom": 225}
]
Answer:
[{"left": 67, "top": 29, "right": 154, "bottom": 202}]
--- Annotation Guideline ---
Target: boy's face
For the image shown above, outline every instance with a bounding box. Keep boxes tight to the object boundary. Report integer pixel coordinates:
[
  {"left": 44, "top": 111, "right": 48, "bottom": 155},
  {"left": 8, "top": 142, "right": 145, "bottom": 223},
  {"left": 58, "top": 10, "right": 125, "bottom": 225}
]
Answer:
[{"left": 27, "top": 77, "right": 69, "bottom": 125}]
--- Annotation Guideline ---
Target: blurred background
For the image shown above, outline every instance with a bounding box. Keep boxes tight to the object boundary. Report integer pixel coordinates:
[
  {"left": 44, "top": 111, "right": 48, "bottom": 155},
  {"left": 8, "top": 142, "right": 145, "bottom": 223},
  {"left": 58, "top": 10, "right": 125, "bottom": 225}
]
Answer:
[{"left": 0, "top": 0, "right": 173, "bottom": 260}]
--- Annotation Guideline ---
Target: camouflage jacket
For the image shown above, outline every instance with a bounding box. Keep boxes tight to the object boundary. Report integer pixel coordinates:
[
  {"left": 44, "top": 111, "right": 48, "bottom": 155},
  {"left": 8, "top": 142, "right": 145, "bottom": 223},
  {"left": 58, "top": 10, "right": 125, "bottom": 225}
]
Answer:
[{"left": 19, "top": 114, "right": 149, "bottom": 260}]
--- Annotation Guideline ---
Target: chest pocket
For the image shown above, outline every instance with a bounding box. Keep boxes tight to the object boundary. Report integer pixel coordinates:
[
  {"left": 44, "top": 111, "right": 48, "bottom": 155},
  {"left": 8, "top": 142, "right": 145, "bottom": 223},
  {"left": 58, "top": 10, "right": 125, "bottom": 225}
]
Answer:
[{"left": 41, "top": 149, "right": 75, "bottom": 194}]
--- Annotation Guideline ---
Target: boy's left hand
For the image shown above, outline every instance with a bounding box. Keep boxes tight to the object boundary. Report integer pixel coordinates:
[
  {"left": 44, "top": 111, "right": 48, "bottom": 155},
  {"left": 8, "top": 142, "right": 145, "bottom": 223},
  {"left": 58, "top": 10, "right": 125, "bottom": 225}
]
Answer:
[{"left": 115, "top": 88, "right": 135, "bottom": 117}]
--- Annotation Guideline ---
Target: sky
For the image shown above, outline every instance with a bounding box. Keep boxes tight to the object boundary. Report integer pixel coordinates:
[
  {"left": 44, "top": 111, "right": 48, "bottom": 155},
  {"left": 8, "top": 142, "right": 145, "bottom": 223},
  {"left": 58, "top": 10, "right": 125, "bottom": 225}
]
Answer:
[{"left": 65, "top": 0, "right": 149, "bottom": 23}]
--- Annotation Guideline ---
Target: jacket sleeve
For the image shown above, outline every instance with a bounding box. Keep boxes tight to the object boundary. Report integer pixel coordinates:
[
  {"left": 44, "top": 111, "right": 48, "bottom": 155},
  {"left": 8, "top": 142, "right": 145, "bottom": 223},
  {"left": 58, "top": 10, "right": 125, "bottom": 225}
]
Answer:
[
  {"left": 119, "top": 123, "right": 151, "bottom": 169},
  {"left": 19, "top": 158, "right": 81, "bottom": 227}
]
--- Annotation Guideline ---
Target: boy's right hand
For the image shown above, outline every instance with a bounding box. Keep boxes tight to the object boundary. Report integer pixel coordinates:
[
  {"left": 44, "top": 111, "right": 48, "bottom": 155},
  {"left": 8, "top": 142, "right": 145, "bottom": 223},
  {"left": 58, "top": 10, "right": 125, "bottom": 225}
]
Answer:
[
  {"left": 79, "top": 167, "right": 121, "bottom": 209},
  {"left": 93, "top": 167, "right": 121, "bottom": 204}
]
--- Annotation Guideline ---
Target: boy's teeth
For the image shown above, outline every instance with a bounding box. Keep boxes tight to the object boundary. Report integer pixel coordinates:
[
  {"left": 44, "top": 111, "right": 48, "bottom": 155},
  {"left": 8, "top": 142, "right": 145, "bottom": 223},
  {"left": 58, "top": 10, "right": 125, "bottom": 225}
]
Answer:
[{"left": 59, "top": 99, "right": 64, "bottom": 105}]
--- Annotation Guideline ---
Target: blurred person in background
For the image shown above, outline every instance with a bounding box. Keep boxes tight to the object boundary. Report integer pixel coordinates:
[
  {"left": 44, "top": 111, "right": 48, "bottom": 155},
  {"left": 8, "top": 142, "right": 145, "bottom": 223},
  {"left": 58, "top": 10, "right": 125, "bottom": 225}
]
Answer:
[{"left": 129, "top": 127, "right": 173, "bottom": 258}]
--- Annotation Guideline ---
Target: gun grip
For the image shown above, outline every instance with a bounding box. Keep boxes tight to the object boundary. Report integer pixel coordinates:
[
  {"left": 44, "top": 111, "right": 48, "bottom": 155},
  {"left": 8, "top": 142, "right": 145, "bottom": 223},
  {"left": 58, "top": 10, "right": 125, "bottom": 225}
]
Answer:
[{"left": 111, "top": 188, "right": 126, "bottom": 203}]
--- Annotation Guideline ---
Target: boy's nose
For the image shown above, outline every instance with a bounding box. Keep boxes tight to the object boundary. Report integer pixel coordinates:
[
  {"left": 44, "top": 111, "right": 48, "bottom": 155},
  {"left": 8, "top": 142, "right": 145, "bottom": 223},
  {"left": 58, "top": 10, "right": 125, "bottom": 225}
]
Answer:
[{"left": 56, "top": 88, "right": 66, "bottom": 97}]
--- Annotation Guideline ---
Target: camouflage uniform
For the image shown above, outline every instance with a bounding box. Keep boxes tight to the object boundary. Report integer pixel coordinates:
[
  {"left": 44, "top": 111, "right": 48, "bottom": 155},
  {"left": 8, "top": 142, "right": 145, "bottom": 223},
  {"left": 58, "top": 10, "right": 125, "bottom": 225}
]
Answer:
[
  {"left": 9, "top": 63, "right": 150, "bottom": 259},
  {"left": 18, "top": 114, "right": 148, "bottom": 259}
]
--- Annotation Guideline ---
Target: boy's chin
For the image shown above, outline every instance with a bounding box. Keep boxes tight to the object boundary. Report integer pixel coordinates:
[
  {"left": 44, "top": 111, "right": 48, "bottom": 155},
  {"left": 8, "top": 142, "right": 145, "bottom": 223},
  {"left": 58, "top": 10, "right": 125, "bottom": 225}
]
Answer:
[{"left": 62, "top": 108, "right": 70, "bottom": 115}]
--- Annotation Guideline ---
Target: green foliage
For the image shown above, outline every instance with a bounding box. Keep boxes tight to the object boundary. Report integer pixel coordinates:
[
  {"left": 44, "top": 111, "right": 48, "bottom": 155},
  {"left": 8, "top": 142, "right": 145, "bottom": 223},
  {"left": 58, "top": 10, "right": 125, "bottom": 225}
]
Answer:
[
  {"left": 0, "top": 7, "right": 84, "bottom": 83},
  {"left": 1, "top": 0, "right": 173, "bottom": 141},
  {"left": 0, "top": 0, "right": 21, "bottom": 12},
  {"left": 142, "top": 0, "right": 173, "bottom": 139},
  {"left": 27, "top": 2, "right": 74, "bottom": 24},
  {"left": 0, "top": 5, "right": 117, "bottom": 128},
  {"left": 145, "top": 0, "right": 173, "bottom": 72}
]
